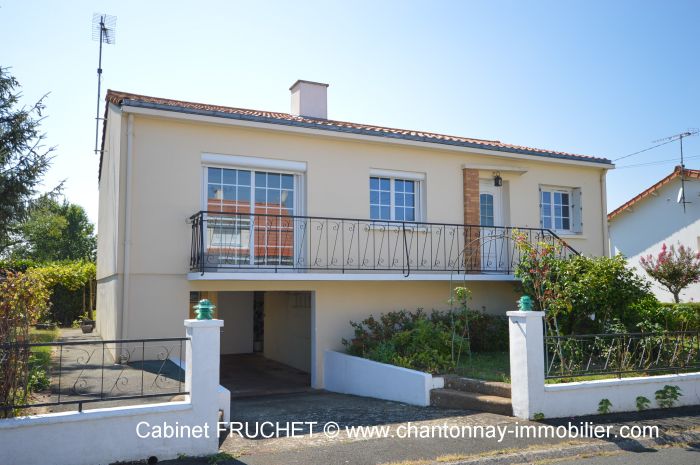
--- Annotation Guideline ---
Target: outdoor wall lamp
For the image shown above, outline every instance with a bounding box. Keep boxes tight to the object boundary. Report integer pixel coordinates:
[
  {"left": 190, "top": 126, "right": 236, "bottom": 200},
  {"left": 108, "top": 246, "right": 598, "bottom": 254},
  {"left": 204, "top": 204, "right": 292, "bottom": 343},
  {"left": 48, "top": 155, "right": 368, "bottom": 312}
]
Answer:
[{"left": 494, "top": 172, "right": 503, "bottom": 187}]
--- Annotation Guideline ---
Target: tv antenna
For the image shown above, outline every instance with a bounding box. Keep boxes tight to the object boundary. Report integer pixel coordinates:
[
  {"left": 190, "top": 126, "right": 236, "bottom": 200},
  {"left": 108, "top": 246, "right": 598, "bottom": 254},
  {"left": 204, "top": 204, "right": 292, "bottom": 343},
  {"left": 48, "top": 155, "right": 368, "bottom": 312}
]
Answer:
[
  {"left": 92, "top": 13, "right": 117, "bottom": 154},
  {"left": 653, "top": 129, "right": 699, "bottom": 213}
]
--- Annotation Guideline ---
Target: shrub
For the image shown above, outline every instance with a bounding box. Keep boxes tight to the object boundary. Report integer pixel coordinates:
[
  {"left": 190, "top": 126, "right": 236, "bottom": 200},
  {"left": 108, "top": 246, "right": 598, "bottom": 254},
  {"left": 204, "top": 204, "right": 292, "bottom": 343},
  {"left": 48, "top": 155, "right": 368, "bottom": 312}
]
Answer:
[
  {"left": 514, "top": 239, "right": 655, "bottom": 334},
  {"left": 636, "top": 396, "right": 651, "bottom": 411},
  {"left": 597, "top": 398, "right": 612, "bottom": 414},
  {"left": 0, "top": 260, "right": 96, "bottom": 326},
  {"left": 0, "top": 271, "right": 51, "bottom": 417},
  {"left": 640, "top": 243, "right": 700, "bottom": 303},
  {"left": 343, "top": 304, "right": 507, "bottom": 374},
  {"left": 628, "top": 297, "right": 700, "bottom": 332},
  {"left": 343, "top": 309, "right": 459, "bottom": 373},
  {"left": 655, "top": 385, "right": 682, "bottom": 408}
]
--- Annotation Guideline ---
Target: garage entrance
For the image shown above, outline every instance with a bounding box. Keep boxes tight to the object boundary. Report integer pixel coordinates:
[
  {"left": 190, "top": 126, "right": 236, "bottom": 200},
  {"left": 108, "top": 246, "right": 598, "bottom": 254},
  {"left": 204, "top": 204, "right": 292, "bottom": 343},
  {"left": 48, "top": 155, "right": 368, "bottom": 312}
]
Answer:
[{"left": 214, "top": 291, "right": 312, "bottom": 397}]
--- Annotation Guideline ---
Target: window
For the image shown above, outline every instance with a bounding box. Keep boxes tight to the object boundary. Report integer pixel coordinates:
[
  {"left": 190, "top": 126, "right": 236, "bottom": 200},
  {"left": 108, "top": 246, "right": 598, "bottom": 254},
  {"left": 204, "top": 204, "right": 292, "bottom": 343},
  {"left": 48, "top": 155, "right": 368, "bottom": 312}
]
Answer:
[
  {"left": 205, "top": 166, "right": 298, "bottom": 265},
  {"left": 369, "top": 176, "right": 418, "bottom": 221},
  {"left": 207, "top": 167, "right": 294, "bottom": 215},
  {"left": 540, "top": 186, "right": 582, "bottom": 233},
  {"left": 480, "top": 193, "right": 494, "bottom": 226}
]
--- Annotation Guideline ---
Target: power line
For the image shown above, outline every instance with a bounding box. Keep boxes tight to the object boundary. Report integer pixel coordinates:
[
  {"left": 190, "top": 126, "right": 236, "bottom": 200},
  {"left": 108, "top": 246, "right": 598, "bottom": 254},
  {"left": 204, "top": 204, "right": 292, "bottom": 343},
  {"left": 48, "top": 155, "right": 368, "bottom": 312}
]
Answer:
[
  {"left": 613, "top": 139, "right": 677, "bottom": 162},
  {"left": 616, "top": 154, "right": 700, "bottom": 169}
]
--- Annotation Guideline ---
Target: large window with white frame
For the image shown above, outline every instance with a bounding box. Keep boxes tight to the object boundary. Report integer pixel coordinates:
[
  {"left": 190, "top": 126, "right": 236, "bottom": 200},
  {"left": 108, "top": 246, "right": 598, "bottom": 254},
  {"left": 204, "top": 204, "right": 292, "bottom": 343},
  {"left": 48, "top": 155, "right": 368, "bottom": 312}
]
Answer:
[
  {"left": 540, "top": 186, "right": 582, "bottom": 233},
  {"left": 205, "top": 166, "right": 298, "bottom": 266},
  {"left": 369, "top": 176, "right": 421, "bottom": 221}
]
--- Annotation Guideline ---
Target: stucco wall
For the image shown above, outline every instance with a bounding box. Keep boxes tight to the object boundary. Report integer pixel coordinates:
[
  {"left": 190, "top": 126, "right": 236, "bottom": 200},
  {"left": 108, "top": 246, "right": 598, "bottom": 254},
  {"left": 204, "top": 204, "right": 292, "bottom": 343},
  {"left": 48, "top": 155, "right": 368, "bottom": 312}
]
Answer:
[
  {"left": 218, "top": 291, "right": 254, "bottom": 354},
  {"left": 97, "top": 103, "right": 124, "bottom": 279},
  {"left": 609, "top": 178, "right": 700, "bottom": 302},
  {"left": 263, "top": 291, "right": 312, "bottom": 372},
  {"left": 95, "top": 275, "right": 120, "bottom": 341},
  {"left": 122, "top": 114, "right": 607, "bottom": 279},
  {"left": 324, "top": 350, "right": 436, "bottom": 406}
]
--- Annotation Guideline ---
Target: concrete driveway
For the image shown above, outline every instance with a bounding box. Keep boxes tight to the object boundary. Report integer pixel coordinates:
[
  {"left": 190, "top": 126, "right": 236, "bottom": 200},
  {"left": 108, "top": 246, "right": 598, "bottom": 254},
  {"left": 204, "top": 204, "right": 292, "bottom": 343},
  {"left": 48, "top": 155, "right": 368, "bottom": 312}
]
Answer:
[
  {"left": 219, "top": 391, "right": 562, "bottom": 464},
  {"left": 216, "top": 392, "right": 700, "bottom": 465}
]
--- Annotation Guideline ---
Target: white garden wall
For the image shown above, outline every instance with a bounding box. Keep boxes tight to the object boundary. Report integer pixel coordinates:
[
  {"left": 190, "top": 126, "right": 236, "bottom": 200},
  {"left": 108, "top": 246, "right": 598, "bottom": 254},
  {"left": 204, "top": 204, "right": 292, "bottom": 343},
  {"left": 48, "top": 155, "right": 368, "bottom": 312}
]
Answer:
[
  {"left": 0, "top": 319, "right": 228, "bottom": 465},
  {"left": 508, "top": 311, "right": 700, "bottom": 419},
  {"left": 324, "top": 350, "right": 441, "bottom": 406},
  {"left": 543, "top": 372, "right": 700, "bottom": 417}
]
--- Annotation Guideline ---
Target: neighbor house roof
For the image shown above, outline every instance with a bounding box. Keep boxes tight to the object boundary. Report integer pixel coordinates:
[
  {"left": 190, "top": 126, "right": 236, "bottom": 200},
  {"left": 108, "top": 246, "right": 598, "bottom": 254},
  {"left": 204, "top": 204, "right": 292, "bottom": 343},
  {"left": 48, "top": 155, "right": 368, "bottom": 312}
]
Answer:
[
  {"left": 100, "top": 89, "right": 612, "bottom": 180},
  {"left": 608, "top": 166, "right": 700, "bottom": 221}
]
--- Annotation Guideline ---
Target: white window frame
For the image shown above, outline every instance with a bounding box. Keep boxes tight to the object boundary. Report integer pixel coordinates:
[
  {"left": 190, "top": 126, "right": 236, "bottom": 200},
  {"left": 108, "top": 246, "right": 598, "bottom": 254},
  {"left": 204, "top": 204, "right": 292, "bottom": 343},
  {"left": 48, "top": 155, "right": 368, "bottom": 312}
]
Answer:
[
  {"left": 200, "top": 154, "right": 306, "bottom": 216},
  {"left": 201, "top": 158, "right": 306, "bottom": 266},
  {"left": 369, "top": 169, "right": 425, "bottom": 222},
  {"left": 540, "top": 185, "right": 581, "bottom": 234}
]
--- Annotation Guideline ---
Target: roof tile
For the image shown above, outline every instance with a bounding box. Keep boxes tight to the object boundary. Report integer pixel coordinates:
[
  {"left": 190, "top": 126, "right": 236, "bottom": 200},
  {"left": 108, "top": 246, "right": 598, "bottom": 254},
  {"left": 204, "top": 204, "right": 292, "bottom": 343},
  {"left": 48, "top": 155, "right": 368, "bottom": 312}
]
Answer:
[{"left": 101, "top": 90, "right": 611, "bottom": 176}]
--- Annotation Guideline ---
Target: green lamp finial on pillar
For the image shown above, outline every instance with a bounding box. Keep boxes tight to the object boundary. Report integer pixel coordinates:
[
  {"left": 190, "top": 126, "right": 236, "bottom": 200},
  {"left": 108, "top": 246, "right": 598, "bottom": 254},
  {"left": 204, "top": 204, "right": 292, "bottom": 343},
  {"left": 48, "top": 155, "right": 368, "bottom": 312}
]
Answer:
[
  {"left": 518, "top": 295, "right": 533, "bottom": 312},
  {"left": 194, "top": 299, "right": 216, "bottom": 320}
]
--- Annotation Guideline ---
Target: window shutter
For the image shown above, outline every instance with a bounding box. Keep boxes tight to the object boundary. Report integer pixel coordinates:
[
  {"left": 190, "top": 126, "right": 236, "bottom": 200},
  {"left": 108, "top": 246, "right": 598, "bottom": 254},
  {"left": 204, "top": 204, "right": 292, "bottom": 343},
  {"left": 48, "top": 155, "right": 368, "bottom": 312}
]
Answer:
[
  {"left": 538, "top": 186, "right": 543, "bottom": 227},
  {"left": 572, "top": 187, "right": 583, "bottom": 233}
]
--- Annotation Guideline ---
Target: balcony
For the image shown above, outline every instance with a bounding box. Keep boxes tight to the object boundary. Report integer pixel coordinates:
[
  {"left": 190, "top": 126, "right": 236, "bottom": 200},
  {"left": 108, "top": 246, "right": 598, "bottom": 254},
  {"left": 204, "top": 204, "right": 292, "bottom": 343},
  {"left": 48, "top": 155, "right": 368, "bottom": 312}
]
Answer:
[{"left": 189, "top": 211, "right": 578, "bottom": 278}]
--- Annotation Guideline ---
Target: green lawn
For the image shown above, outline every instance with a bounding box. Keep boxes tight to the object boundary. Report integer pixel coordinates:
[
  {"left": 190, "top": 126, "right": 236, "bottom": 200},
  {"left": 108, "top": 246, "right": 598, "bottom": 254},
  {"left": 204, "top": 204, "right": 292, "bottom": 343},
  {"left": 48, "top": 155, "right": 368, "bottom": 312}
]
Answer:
[{"left": 455, "top": 351, "right": 511, "bottom": 383}]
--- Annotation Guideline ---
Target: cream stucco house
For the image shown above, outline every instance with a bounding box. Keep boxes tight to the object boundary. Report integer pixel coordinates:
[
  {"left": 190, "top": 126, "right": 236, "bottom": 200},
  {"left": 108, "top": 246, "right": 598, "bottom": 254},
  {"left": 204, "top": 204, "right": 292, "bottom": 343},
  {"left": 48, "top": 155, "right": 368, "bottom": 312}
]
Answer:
[{"left": 96, "top": 80, "right": 613, "bottom": 390}]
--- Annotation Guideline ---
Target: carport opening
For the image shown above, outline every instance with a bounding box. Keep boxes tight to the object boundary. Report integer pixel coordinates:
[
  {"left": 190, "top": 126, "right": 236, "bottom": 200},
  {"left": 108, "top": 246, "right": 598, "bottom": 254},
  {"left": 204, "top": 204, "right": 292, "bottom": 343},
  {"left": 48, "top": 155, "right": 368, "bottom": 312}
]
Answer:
[{"left": 203, "top": 290, "right": 312, "bottom": 398}]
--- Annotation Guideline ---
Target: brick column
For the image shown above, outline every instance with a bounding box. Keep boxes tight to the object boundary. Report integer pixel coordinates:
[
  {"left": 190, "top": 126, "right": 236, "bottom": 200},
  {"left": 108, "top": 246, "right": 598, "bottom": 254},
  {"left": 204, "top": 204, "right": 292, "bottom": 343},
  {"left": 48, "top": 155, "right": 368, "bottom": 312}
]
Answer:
[{"left": 462, "top": 169, "right": 480, "bottom": 271}]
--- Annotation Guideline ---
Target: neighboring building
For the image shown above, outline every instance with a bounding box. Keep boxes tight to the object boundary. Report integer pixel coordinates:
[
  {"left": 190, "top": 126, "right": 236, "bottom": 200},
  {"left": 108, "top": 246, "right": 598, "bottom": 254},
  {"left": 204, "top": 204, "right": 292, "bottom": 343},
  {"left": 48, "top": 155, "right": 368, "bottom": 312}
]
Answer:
[
  {"left": 96, "top": 80, "right": 613, "bottom": 390},
  {"left": 608, "top": 166, "right": 700, "bottom": 302}
]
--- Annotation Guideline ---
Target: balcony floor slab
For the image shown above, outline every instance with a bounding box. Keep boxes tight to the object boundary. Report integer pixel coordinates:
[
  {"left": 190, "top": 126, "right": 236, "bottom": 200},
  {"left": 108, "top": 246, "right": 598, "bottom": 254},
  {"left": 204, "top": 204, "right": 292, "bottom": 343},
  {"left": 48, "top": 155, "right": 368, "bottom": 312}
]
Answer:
[{"left": 187, "top": 272, "right": 518, "bottom": 281}]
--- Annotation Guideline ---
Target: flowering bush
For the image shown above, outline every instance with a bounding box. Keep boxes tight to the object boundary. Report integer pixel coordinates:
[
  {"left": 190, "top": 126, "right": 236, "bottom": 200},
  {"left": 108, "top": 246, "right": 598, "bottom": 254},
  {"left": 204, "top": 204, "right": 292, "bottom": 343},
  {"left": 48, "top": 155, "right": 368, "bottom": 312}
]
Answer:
[
  {"left": 640, "top": 243, "right": 700, "bottom": 303},
  {"left": 514, "top": 232, "right": 653, "bottom": 334}
]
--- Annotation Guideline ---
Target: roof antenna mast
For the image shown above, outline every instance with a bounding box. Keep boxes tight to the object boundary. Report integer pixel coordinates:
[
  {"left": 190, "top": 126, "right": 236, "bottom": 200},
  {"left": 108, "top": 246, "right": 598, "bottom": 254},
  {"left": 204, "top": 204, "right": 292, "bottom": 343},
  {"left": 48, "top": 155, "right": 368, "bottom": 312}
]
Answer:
[
  {"left": 653, "top": 129, "right": 699, "bottom": 213},
  {"left": 92, "top": 13, "right": 117, "bottom": 154}
]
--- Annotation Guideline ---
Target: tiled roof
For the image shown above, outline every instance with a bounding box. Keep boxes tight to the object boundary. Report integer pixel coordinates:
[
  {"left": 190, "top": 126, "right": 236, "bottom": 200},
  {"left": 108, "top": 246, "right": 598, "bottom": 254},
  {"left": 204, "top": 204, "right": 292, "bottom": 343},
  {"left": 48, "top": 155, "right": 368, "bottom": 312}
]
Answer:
[
  {"left": 100, "top": 89, "right": 611, "bottom": 179},
  {"left": 608, "top": 166, "right": 700, "bottom": 221}
]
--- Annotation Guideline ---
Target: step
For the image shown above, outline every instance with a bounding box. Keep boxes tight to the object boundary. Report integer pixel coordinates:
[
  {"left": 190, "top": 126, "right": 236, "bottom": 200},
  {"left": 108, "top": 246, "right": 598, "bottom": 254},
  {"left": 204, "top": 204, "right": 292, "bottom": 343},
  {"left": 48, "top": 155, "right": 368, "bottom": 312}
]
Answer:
[
  {"left": 430, "top": 388, "right": 512, "bottom": 416},
  {"left": 442, "top": 375, "right": 511, "bottom": 398}
]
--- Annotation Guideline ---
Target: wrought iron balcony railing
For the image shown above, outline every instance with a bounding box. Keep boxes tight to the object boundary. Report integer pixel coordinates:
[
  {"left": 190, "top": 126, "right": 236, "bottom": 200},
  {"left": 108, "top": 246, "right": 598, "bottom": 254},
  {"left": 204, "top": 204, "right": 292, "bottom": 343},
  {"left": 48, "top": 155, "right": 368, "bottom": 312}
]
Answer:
[{"left": 189, "top": 211, "right": 578, "bottom": 276}]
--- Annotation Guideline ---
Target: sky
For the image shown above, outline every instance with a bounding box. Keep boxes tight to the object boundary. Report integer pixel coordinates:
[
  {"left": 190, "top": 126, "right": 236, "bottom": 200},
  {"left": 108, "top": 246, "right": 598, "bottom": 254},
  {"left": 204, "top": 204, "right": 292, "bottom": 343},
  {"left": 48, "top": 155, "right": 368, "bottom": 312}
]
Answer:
[{"left": 1, "top": 0, "right": 699, "bottom": 225}]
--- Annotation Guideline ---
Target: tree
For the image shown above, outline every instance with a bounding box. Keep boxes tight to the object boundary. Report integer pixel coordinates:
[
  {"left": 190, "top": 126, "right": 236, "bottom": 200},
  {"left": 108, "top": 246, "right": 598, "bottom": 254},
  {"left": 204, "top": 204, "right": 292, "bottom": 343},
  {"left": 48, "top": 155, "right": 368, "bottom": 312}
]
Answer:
[
  {"left": 640, "top": 243, "right": 700, "bottom": 303},
  {"left": 0, "top": 66, "right": 55, "bottom": 255},
  {"left": 11, "top": 197, "right": 96, "bottom": 262}
]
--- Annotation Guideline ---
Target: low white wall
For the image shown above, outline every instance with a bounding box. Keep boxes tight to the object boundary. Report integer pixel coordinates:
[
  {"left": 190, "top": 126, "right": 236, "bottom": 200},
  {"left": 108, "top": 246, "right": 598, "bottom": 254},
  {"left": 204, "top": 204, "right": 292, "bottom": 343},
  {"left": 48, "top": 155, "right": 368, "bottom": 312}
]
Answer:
[
  {"left": 508, "top": 311, "right": 700, "bottom": 419},
  {"left": 324, "top": 350, "right": 433, "bottom": 406},
  {"left": 543, "top": 372, "right": 700, "bottom": 418},
  {"left": 1, "top": 402, "right": 212, "bottom": 465},
  {"left": 0, "top": 319, "right": 228, "bottom": 465}
]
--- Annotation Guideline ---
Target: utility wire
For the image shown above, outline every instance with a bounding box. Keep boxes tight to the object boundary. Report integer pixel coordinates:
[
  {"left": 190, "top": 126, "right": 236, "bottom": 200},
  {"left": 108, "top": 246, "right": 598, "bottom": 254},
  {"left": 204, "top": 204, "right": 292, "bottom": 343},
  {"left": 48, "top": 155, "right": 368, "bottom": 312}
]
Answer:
[
  {"left": 613, "top": 139, "right": 677, "bottom": 162},
  {"left": 616, "top": 154, "right": 700, "bottom": 169}
]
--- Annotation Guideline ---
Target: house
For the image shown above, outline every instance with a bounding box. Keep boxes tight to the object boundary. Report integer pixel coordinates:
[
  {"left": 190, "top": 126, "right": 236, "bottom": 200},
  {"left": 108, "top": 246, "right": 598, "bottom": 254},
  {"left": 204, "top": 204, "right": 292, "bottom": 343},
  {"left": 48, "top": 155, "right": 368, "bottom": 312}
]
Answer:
[
  {"left": 608, "top": 166, "right": 700, "bottom": 302},
  {"left": 96, "top": 80, "right": 613, "bottom": 391}
]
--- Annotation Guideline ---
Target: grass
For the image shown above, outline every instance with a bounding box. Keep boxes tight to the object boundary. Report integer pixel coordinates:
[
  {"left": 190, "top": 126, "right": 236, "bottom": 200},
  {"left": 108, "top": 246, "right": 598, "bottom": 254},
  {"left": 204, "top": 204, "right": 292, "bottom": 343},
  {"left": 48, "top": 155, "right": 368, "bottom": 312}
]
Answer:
[
  {"left": 27, "top": 327, "right": 60, "bottom": 393},
  {"left": 451, "top": 350, "right": 692, "bottom": 385},
  {"left": 455, "top": 351, "right": 510, "bottom": 383}
]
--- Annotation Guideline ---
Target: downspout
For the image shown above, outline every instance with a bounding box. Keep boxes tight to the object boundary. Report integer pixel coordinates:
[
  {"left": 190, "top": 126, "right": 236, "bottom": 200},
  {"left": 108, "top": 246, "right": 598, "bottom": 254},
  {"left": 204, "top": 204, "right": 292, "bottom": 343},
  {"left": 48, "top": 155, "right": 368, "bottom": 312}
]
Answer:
[
  {"left": 121, "top": 114, "right": 134, "bottom": 340},
  {"left": 600, "top": 169, "right": 609, "bottom": 257}
]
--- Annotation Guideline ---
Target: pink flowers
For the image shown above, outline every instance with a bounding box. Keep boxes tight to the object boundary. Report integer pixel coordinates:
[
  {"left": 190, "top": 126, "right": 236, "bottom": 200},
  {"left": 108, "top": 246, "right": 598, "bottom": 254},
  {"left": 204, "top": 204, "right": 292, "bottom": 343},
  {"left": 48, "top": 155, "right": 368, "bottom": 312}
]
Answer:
[{"left": 640, "top": 242, "right": 700, "bottom": 303}]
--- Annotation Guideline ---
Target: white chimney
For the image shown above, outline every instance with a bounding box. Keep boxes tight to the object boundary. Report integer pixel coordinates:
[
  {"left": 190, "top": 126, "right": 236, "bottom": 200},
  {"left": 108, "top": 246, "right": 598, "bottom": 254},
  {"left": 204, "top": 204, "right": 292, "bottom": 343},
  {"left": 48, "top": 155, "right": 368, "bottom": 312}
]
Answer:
[{"left": 290, "top": 79, "right": 329, "bottom": 119}]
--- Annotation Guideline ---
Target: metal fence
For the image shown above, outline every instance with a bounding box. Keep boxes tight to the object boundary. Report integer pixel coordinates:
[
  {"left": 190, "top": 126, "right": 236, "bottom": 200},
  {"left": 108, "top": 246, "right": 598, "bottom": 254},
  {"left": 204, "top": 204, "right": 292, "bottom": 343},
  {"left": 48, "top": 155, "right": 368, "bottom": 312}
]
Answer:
[
  {"left": 0, "top": 337, "right": 188, "bottom": 413},
  {"left": 189, "top": 211, "right": 578, "bottom": 275},
  {"left": 545, "top": 330, "right": 700, "bottom": 380}
]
